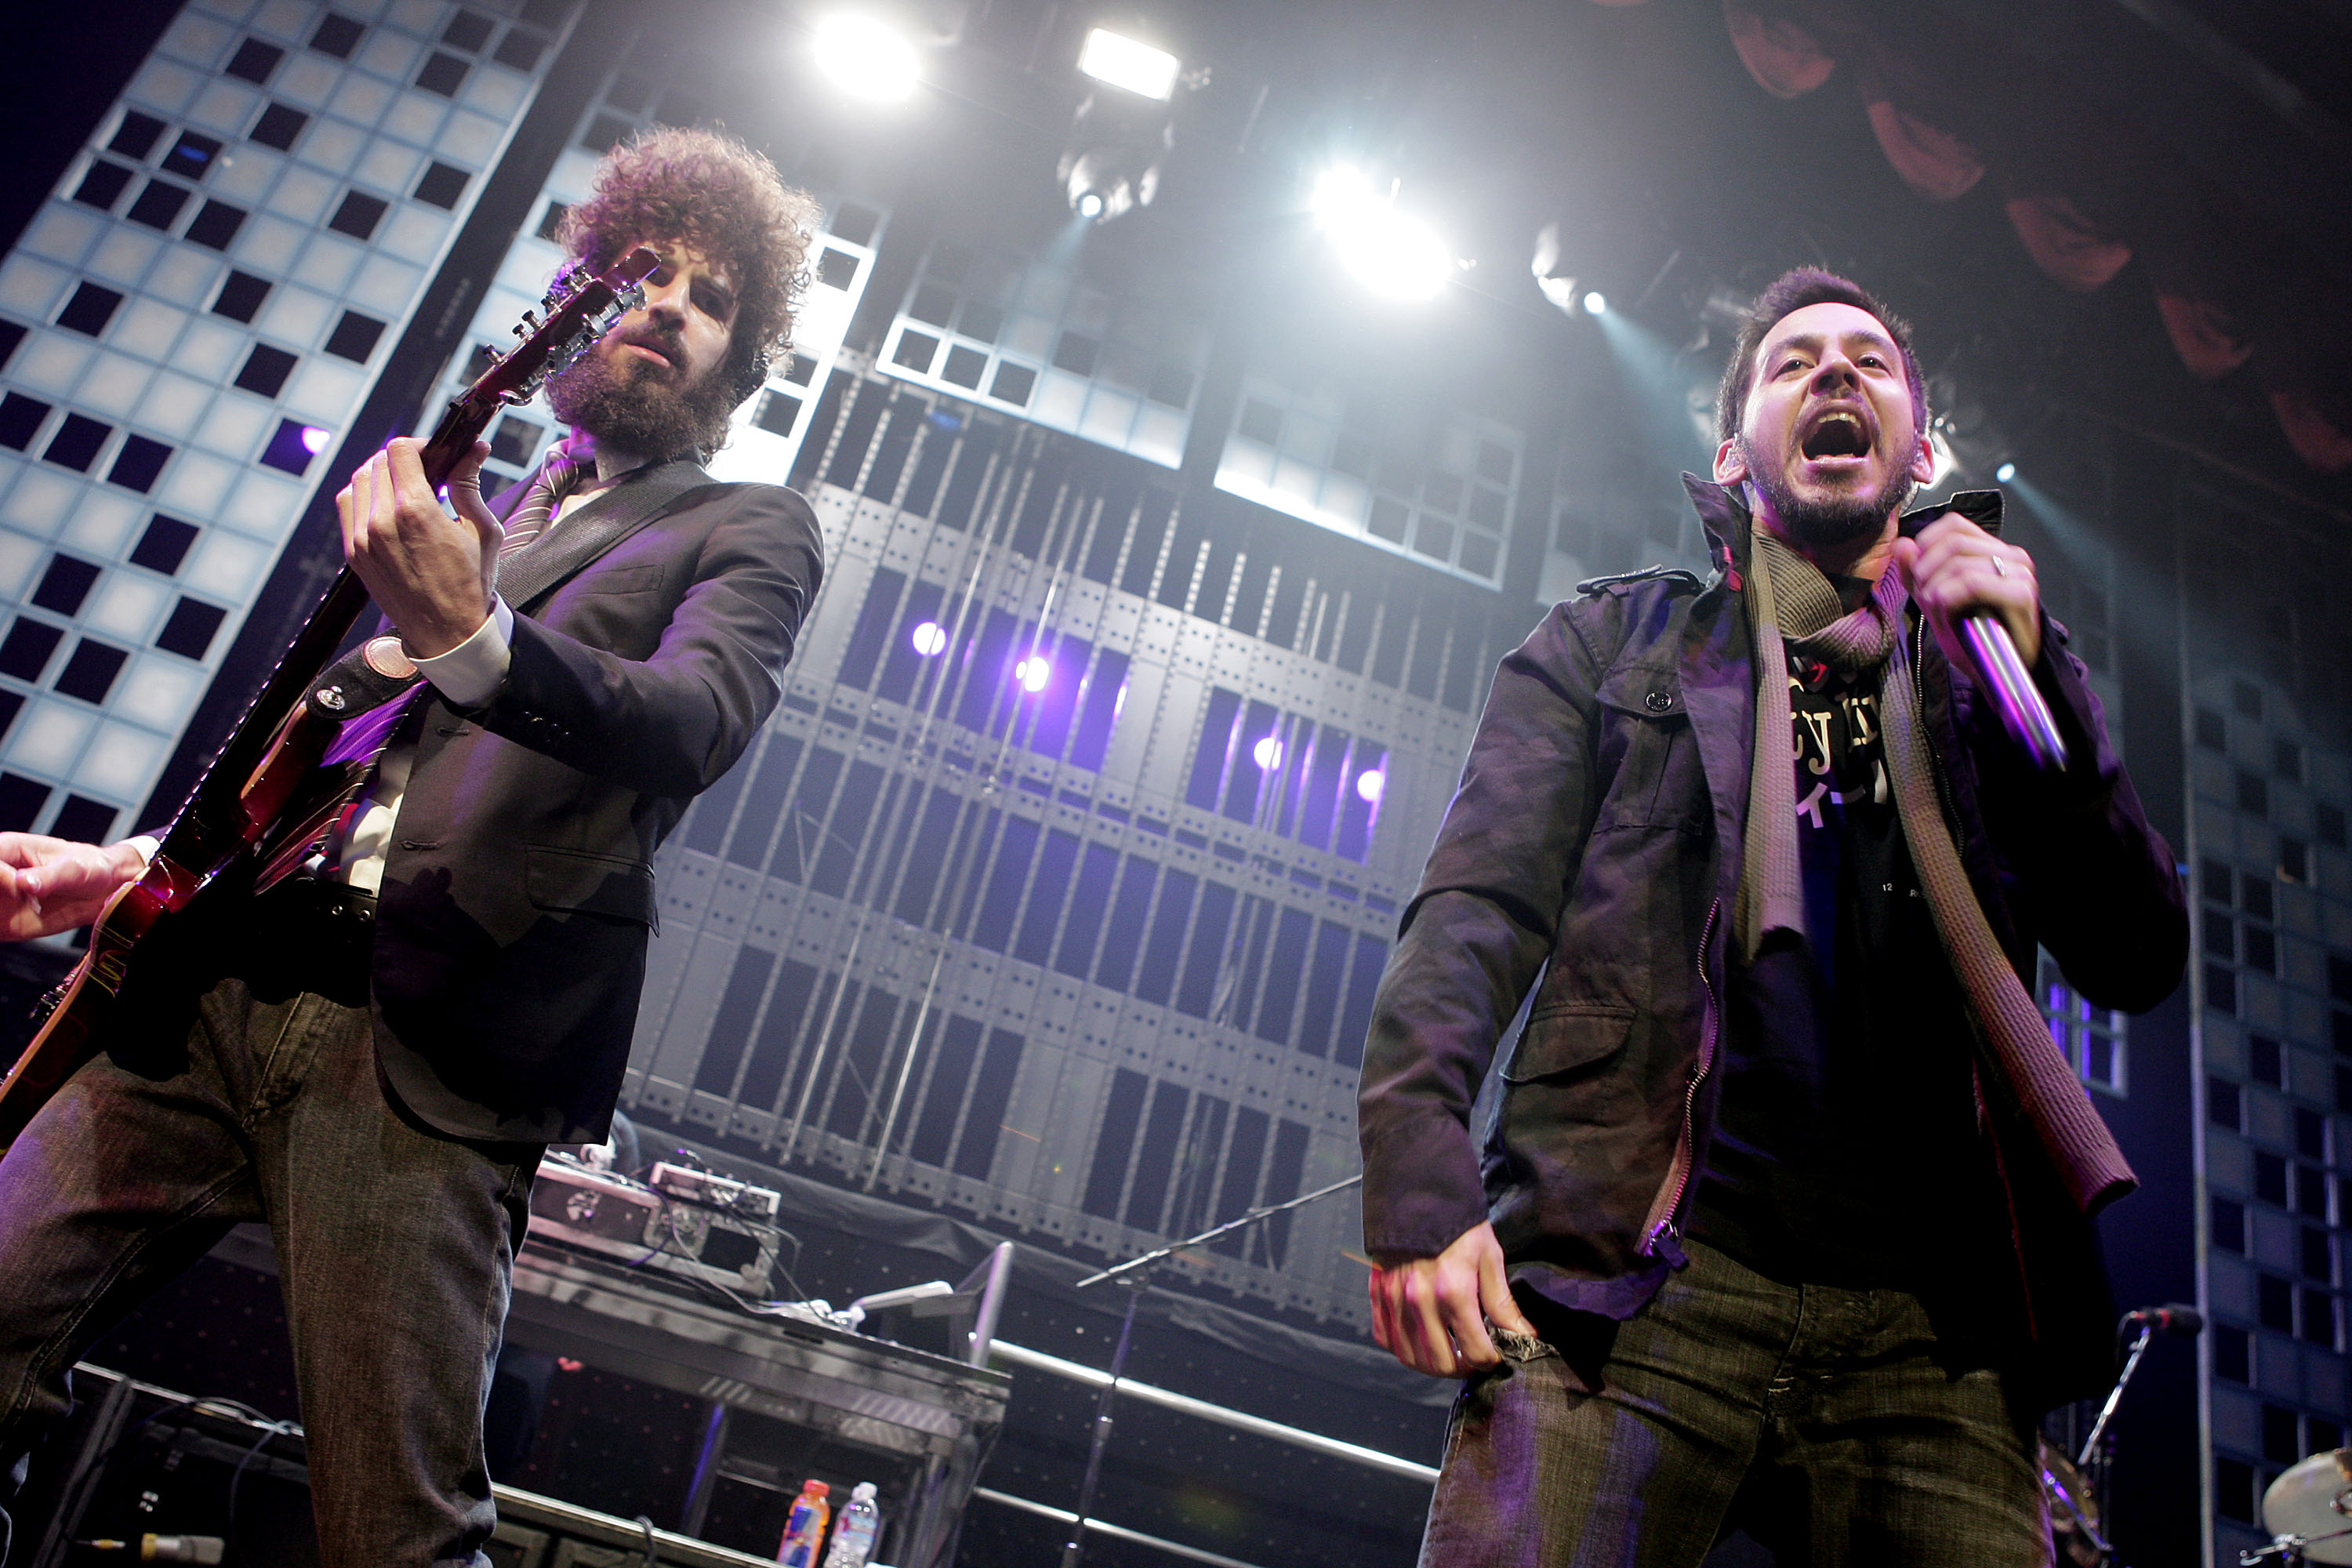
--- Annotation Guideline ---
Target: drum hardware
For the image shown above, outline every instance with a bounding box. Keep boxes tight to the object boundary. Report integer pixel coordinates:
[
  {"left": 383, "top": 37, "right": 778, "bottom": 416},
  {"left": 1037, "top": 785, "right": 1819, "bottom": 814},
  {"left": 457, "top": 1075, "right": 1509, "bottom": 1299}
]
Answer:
[{"left": 2245, "top": 1450, "right": 2352, "bottom": 1566}]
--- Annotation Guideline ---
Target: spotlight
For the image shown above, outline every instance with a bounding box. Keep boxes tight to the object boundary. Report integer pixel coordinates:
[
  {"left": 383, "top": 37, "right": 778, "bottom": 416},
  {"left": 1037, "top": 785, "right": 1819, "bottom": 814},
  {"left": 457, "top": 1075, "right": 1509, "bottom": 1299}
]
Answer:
[
  {"left": 1058, "top": 85, "right": 1172, "bottom": 223},
  {"left": 1312, "top": 167, "right": 1454, "bottom": 302},
  {"left": 1995, "top": 461, "right": 2016, "bottom": 483},
  {"left": 299, "top": 425, "right": 332, "bottom": 454},
  {"left": 1076, "top": 27, "right": 1179, "bottom": 100},
  {"left": 909, "top": 621, "right": 947, "bottom": 656},
  {"left": 1014, "top": 655, "right": 1051, "bottom": 693},
  {"left": 1581, "top": 291, "right": 1606, "bottom": 316},
  {"left": 1251, "top": 735, "right": 1283, "bottom": 771},
  {"left": 813, "top": 14, "right": 919, "bottom": 101},
  {"left": 1355, "top": 768, "right": 1385, "bottom": 803},
  {"left": 1927, "top": 430, "right": 1955, "bottom": 487}
]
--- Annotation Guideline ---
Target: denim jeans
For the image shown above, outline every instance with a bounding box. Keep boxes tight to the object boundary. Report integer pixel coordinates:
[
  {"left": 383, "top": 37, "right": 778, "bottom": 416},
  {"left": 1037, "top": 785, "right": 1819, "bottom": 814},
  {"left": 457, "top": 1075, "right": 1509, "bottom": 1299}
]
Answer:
[
  {"left": 0, "top": 889, "right": 538, "bottom": 1567},
  {"left": 1421, "top": 1239, "right": 2050, "bottom": 1567}
]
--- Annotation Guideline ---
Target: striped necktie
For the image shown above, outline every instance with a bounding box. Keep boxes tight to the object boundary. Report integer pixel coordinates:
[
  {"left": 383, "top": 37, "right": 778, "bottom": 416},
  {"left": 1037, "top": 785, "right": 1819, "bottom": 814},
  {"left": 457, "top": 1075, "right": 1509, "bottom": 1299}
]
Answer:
[{"left": 499, "top": 451, "right": 589, "bottom": 558}]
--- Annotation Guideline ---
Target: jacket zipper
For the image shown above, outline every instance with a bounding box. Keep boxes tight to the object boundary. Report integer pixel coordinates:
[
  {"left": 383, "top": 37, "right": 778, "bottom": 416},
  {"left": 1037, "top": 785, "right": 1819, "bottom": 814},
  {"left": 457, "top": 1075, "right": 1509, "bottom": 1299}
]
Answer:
[
  {"left": 1913, "top": 614, "right": 1961, "bottom": 830},
  {"left": 1641, "top": 893, "right": 1721, "bottom": 1257}
]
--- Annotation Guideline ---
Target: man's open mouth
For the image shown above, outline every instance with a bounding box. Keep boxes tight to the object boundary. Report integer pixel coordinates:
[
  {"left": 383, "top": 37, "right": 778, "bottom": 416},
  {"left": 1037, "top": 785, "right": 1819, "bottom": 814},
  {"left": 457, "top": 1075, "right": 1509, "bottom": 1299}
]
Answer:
[{"left": 1799, "top": 409, "right": 1871, "bottom": 460}]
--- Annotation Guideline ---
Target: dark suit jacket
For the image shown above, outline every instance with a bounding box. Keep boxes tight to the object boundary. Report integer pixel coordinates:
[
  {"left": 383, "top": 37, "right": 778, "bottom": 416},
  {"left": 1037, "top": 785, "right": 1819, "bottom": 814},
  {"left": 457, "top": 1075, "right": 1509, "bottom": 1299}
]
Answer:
[{"left": 361, "top": 459, "right": 822, "bottom": 1143}]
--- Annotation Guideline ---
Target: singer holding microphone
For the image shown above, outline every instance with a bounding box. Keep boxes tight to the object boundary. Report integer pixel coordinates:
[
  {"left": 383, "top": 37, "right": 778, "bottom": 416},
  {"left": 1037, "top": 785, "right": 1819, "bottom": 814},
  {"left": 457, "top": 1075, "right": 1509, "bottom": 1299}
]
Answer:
[{"left": 1356, "top": 268, "right": 2187, "bottom": 1565}]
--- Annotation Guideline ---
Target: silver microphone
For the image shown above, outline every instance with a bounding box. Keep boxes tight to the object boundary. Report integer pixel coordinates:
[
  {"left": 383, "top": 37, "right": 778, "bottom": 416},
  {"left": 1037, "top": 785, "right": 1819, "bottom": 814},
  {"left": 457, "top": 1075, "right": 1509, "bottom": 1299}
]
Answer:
[
  {"left": 1906, "top": 489, "right": 2068, "bottom": 772},
  {"left": 1960, "top": 614, "right": 2067, "bottom": 771}
]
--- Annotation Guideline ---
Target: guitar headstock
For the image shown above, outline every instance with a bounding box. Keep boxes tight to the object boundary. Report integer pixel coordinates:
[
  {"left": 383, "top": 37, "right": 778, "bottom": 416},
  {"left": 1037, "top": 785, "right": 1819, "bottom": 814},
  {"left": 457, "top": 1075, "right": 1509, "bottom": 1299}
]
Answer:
[{"left": 468, "top": 245, "right": 662, "bottom": 407}]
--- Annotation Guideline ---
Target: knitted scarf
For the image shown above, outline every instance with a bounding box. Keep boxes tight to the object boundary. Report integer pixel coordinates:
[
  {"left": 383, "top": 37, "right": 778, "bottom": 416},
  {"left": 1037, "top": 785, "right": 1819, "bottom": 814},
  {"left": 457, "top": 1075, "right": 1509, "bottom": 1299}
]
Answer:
[{"left": 1737, "top": 522, "right": 2135, "bottom": 1214}]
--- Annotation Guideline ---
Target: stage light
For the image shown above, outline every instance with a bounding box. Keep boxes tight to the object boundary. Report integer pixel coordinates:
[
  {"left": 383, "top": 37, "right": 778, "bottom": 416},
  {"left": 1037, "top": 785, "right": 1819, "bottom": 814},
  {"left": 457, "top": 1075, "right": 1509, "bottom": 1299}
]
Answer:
[
  {"left": 813, "top": 15, "right": 918, "bottom": 101},
  {"left": 1059, "top": 82, "right": 1173, "bottom": 223},
  {"left": 1927, "top": 429, "right": 1955, "bottom": 487},
  {"left": 1312, "top": 167, "right": 1454, "bottom": 302},
  {"left": 1996, "top": 461, "right": 2017, "bottom": 483},
  {"left": 1582, "top": 291, "right": 1606, "bottom": 316},
  {"left": 1531, "top": 223, "right": 1579, "bottom": 316},
  {"left": 1015, "top": 655, "right": 1052, "bottom": 692},
  {"left": 1077, "top": 27, "right": 1179, "bottom": 100},
  {"left": 1252, "top": 735, "right": 1283, "bottom": 771},
  {"left": 1356, "top": 768, "right": 1385, "bottom": 803},
  {"left": 909, "top": 621, "right": 947, "bottom": 656},
  {"left": 299, "top": 425, "right": 332, "bottom": 454}
]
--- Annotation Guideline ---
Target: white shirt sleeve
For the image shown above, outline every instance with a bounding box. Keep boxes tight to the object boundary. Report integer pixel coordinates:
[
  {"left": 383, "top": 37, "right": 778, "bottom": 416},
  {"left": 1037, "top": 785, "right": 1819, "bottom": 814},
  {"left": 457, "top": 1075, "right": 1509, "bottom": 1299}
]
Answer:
[{"left": 409, "top": 597, "right": 514, "bottom": 708}]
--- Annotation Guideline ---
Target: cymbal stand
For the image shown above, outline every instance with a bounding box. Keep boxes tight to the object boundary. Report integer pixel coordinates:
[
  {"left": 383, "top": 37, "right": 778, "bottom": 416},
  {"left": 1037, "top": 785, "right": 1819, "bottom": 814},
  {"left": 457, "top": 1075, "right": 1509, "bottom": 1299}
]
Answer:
[{"left": 2240, "top": 1523, "right": 2352, "bottom": 1566}]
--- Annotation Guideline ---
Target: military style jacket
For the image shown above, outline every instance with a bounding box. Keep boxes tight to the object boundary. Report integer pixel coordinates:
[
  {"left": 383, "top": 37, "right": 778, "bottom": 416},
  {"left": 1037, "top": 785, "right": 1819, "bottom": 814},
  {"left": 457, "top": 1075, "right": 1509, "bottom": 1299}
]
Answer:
[{"left": 1357, "top": 476, "right": 2186, "bottom": 1400}]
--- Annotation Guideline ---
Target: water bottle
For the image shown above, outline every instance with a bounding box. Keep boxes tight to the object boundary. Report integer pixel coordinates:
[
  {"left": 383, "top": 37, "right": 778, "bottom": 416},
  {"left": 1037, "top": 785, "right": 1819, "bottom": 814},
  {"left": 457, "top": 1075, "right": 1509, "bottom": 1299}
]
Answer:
[
  {"left": 776, "top": 1479, "right": 830, "bottom": 1566},
  {"left": 822, "top": 1481, "right": 881, "bottom": 1567}
]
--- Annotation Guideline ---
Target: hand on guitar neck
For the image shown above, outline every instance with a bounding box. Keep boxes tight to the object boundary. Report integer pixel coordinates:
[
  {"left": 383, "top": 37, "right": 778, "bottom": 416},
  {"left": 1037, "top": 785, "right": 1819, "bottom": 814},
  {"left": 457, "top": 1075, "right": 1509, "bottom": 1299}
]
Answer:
[
  {"left": 0, "top": 254, "right": 653, "bottom": 972},
  {"left": 0, "top": 437, "right": 500, "bottom": 946},
  {"left": 338, "top": 434, "right": 503, "bottom": 659},
  {"left": 0, "top": 835, "right": 150, "bottom": 940}
]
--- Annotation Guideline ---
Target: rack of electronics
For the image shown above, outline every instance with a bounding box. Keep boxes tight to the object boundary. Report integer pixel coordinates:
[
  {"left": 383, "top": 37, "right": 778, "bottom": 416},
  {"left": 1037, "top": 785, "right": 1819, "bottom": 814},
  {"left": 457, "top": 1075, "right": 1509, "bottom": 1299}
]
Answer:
[{"left": 185, "top": 1149, "right": 1014, "bottom": 1566}]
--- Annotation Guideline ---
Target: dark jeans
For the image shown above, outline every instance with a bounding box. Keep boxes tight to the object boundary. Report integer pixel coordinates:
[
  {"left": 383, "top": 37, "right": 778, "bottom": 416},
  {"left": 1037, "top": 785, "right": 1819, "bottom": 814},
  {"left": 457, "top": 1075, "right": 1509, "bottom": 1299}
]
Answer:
[
  {"left": 1421, "top": 1240, "right": 2049, "bottom": 1568},
  {"left": 0, "top": 891, "right": 538, "bottom": 1567}
]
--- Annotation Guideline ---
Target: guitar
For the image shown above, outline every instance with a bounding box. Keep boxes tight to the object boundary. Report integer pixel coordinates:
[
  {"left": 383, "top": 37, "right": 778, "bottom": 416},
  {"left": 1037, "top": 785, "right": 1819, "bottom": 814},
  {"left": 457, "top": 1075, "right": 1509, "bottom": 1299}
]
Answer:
[{"left": 0, "top": 247, "right": 662, "bottom": 1150}]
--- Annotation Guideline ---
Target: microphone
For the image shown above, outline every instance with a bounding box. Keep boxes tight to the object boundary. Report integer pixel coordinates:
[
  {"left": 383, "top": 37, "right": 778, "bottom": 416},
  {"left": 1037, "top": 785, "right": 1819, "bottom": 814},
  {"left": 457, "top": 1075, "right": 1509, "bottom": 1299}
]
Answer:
[
  {"left": 1960, "top": 615, "right": 2068, "bottom": 772},
  {"left": 2122, "top": 1303, "right": 2204, "bottom": 1336},
  {"left": 1901, "top": 488, "right": 2068, "bottom": 772}
]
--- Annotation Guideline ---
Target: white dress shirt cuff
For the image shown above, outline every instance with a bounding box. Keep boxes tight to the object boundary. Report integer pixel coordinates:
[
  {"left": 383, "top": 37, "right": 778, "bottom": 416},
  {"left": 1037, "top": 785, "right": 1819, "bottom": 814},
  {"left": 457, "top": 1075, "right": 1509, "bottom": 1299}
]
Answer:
[{"left": 410, "top": 597, "right": 514, "bottom": 708}]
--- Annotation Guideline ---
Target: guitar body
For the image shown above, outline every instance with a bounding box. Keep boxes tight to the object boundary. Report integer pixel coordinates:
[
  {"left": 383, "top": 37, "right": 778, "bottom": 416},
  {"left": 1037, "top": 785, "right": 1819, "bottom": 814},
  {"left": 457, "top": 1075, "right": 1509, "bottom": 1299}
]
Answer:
[{"left": 0, "top": 249, "right": 657, "bottom": 1152}]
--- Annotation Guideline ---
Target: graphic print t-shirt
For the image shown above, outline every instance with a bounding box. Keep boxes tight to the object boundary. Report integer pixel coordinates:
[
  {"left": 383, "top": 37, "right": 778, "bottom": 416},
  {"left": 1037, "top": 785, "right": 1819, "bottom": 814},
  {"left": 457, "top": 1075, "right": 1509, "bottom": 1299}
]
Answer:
[{"left": 1690, "top": 596, "right": 2004, "bottom": 1295}]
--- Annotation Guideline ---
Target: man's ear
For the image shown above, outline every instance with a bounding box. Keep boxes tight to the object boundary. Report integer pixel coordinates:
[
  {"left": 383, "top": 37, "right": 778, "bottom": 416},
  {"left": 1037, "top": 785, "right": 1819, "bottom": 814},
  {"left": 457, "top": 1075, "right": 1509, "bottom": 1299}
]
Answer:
[
  {"left": 1906, "top": 426, "right": 1936, "bottom": 485},
  {"left": 1712, "top": 436, "right": 1748, "bottom": 485}
]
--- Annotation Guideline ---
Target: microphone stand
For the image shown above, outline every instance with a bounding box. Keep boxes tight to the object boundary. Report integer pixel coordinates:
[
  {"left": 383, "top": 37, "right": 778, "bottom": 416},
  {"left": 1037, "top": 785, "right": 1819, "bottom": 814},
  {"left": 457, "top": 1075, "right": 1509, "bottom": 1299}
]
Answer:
[
  {"left": 2078, "top": 1323, "right": 2154, "bottom": 1472},
  {"left": 1055, "top": 1174, "right": 1364, "bottom": 1568}
]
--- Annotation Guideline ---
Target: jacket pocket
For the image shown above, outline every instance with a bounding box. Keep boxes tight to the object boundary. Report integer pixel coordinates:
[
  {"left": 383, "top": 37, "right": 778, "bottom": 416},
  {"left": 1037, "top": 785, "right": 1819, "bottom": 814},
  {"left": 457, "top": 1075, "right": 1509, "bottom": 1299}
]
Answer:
[
  {"left": 573, "top": 561, "right": 666, "bottom": 597},
  {"left": 524, "top": 844, "right": 656, "bottom": 926},
  {"left": 1501, "top": 1003, "right": 1635, "bottom": 1082},
  {"left": 1591, "top": 665, "right": 1697, "bottom": 830}
]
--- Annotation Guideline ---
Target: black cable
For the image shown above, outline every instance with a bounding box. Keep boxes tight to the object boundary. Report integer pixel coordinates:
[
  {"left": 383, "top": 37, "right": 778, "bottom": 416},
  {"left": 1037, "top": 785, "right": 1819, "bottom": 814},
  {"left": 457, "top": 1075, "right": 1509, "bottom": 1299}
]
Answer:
[
  {"left": 223, "top": 1417, "right": 296, "bottom": 1563},
  {"left": 74, "top": 1393, "right": 284, "bottom": 1528}
]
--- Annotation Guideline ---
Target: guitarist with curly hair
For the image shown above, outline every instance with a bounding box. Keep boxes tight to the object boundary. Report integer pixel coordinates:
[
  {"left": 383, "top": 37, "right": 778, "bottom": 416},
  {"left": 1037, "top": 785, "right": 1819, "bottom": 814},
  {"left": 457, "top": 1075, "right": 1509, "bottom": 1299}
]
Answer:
[{"left": 0, "top": 128, "right": 825, "bottom": 1568}]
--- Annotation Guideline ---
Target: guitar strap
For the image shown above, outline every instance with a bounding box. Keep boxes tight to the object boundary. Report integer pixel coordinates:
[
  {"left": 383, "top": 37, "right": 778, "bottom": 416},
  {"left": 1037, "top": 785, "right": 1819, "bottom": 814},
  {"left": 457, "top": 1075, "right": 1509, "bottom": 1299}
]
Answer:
[{"left": 310, "top": 458, "right": 727, "bottom": 717}]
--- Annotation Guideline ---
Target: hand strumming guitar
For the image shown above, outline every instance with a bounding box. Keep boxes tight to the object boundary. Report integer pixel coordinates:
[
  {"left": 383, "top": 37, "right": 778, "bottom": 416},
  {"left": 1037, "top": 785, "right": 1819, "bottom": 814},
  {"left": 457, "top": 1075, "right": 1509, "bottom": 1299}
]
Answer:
[{"left": 0, "top": 835, "right": 149, "bottom": 940}]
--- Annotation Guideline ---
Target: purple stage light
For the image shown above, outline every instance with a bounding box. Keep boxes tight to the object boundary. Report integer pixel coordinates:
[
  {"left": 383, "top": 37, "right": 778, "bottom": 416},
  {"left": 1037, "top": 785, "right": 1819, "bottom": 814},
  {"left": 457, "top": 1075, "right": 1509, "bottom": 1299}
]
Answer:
[
  {"left": 1252, "top": 735, "right": 1283, "bottom": 771},
  {"left": 1355, "top": 768, "right": 1385, "bottom": 803},
  {"left": 910, "top": 620, "right": 947, "bottom": 656},
  {"left": 300, "top": 424, "right": 332, "bottom": 454},
  {"left": 1015, "top": 655, "right": 1051, "bottom": 693}
]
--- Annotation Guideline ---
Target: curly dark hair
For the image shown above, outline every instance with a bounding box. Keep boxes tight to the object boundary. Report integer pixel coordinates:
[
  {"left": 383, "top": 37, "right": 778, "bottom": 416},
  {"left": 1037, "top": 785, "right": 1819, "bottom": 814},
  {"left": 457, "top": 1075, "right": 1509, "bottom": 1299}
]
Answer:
[
  {"left": 557, "top": 126, "right": 818, "bottom": 409},
  {"left": 1712, "top": 267, "right": 1929, "bottom": 445}
]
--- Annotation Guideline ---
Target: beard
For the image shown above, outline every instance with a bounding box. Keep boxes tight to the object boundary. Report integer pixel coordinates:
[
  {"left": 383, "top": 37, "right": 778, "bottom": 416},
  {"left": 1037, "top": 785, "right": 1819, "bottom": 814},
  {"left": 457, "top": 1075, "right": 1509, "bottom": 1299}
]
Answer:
[
  {"left": 545, "top": 340, "right": 741, "bottom": 460},
  {"left": 1742, "top": 435, "right": 1916, "bottom": 551}
]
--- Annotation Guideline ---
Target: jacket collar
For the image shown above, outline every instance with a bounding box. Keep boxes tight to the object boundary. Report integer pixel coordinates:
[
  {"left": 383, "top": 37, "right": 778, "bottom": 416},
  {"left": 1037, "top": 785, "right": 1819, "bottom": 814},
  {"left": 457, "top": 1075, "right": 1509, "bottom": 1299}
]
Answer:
[
  {"left": 499, "top": 456, "right": 715, "bottom": 611},
  {"left": 1680, "top": 473, "right": 1751, "bottom": 592},
  {"left": 1679, "top": 474, "right": 2007, "bottom": 592}
]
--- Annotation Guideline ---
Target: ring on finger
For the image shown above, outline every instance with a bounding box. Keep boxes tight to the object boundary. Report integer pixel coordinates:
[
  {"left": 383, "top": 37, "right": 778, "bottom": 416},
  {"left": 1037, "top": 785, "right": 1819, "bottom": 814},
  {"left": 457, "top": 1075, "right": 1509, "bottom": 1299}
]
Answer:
[{"left": 1991, "top": 556, "right": 2009, "bottom": 579}]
